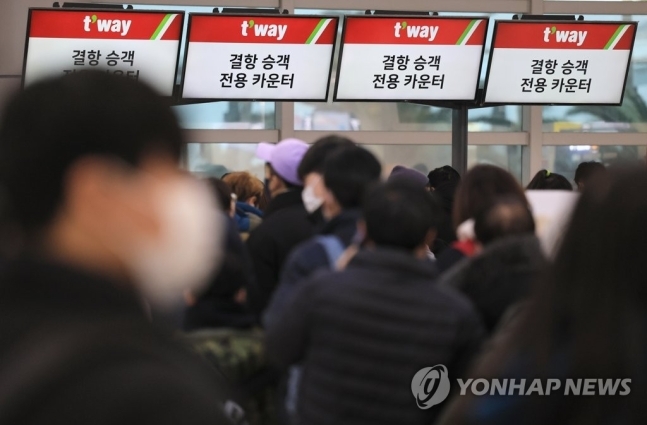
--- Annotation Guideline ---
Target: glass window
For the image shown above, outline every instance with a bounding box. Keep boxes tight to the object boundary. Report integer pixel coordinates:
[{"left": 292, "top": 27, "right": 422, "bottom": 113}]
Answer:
[
  {"left": 176, "top": 102, "right": 275, "bottom": 129},
  {"left": 132, "top": 4, "right": 276, "bottom": 129},
  {"left": 543, "top": 15, "right": 647, "bottom": 132},
  {"left": 294, "top": 10, "right": 522, "bottom": 132},
  {"left": 187, "top": 143, "right": 265, "bottom": 180},
  {"left": 542, "top": 145, "right": 647, "bottom": 181},
  {"left": 365, "top": 145, "right": 524, "bottom": 180},
  {"left": 187, "top": 143, "right": 525, "bottom": 181}
]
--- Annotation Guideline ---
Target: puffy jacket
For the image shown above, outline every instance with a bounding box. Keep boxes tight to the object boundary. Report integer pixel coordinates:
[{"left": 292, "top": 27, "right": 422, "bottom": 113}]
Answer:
[{"left": 266, "top": 247, "right": 485, "bottom": 425}]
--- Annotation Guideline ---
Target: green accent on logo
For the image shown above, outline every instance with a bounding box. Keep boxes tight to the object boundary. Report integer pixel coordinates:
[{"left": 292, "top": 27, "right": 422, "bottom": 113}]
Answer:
[
  {"left": 306, "top": 18, "right": 328, "bottom": 44},
  {"left": 402, "top": 21, "right": 407, "bottom": 28},
  {"left": 151, "top": 14, "right": 173, "bottom": 40},
  {"left": 604, "top": 24, "right": 627, "bottom": 50},
  {"left": 551, "top": 26, "right": 556, "bottom": 34},
  {"left": 456, "top": 19, "right": 479, "bottom": 45},
  {"left": 91, "top": 15, "right": 98, "bottom": 23},
  {"left": 249, "top": 20, "right": 255, "bottom": 28}
]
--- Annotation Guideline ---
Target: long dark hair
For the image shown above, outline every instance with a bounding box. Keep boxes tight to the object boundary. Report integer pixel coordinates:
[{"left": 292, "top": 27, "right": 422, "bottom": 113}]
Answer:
[
  {"left": 469, "top": 167, "right": 647, "bottom": 424},
  {"left": 452, "top": 165, "right": 527, "bottom": 229}
]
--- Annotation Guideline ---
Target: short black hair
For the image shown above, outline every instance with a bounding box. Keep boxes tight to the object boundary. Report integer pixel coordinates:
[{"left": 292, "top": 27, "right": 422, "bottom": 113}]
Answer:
[
  {"left": 474, "top": 196, "right": 536, "bottom": 246},
  {"left": 0, "top": 71, "right": 183, "bottom": 233},
  {"left": 526, "top": 170, "right": 573, "bottom": 191},
  {"left": 574, "top": 161, "right": 606, "bottom": 185},
  {"left": 297, "top": 135, "right": 355, "bottom": 180},
  {"left": 363, "top": 180, "right": 441, "bottom": 250},
  {"left": 323, "top": 146, "right": 381, "bottom": 209},
  {"left": 428, "top": 165, "right": 461, "bottom": 188}
]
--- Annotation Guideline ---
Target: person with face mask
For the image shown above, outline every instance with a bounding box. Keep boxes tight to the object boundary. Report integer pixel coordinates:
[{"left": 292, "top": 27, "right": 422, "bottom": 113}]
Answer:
[
  {"left": 297, "top": 135, "right": 355, "bottom": 226},
  {"left": 264, "top": 145, "right": 382, "bottom": 328},
  {"left": 0, "top": 72, "right": 235, "bottom": 424},
  {"left": 245, "top": 138, "right": 312, "bottom": 318}
]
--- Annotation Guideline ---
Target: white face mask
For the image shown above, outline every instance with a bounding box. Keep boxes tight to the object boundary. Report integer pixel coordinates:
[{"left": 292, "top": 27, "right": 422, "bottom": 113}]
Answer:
[
  {"left": 302, "top": 184, "right": 324, "bottom": 214},
  {"left": 127, "top": 177, "right": 224, "bottom": 308}
]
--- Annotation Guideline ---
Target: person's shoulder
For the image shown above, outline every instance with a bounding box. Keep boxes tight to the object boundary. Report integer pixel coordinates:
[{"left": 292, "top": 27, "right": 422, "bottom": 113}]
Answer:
[
  {"left": 62, "top": 355, "right": 234, "bottom": 424},
  {"left": 427, "top": 278, "right": 480, "bottom": 318},
  {"left": 17, "top": 321, "right": 236, "bottom": 424},
  {"left": 288, "top": 237, "right": 328, "bottom": 266},
  {"left": 250, "top": 206, "right": 311, "bottom": 237}
]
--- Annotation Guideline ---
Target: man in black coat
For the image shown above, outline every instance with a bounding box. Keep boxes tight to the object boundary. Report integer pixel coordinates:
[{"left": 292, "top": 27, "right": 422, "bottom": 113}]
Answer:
[
  {"left": 245, "top": 138, "right": 313, "bottom": 316},
  {"left": 266, "top": 180, "right": 485, "bottom": 425},
  {"left": 0, "top": 72, "right": 234, "bottom": 424}
]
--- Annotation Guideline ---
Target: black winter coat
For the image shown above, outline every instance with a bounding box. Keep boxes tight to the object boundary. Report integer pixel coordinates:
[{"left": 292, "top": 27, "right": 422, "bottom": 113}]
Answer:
[
  {"left": 438, "top": 235, "right": 546, "bottom": 333},
  {"left": 245, "top": 189, "right": 314, "bottom": 317},
  {"left": 266, "top": 247, "right": 485, "bottom": 425},
  {"left": 0, "top": 257, "right": 233, "bottom": 425}
]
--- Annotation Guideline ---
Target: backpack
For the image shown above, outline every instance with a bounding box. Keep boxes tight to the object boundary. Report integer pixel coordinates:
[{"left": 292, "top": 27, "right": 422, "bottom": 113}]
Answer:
[{"left": 314, "top": 235, "right": 346, "bottom": 269}]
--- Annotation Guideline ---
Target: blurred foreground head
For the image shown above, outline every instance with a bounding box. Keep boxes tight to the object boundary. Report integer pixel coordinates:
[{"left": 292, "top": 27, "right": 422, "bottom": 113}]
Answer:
[
  {"left": 515, "top": 167, "right": 647, "bottom": 392},
  {"left": 361, "top": 180, "right": 440, "bottom": 253},
  {"left": 0, "top": 72, "right": 222, "bottom": 307}
]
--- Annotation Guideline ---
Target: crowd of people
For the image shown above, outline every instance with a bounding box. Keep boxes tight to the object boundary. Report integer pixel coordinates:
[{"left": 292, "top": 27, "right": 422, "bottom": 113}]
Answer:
[{"left": 0, "top": 71, "right": 646, "bottom": 425}]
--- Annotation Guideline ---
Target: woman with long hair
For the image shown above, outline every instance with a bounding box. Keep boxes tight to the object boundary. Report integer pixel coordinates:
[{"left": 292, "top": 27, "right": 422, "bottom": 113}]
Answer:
[{"left": 439, "top": 167, "right": 647, "bottom": 425}]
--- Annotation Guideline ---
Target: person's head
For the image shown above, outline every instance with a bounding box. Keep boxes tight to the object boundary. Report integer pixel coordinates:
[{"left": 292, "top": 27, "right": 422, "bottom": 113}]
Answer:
[
  {"left": 387, "top": 165, "right": 429, "bottom": 189},
  {"left": 516, "top": 168, "right": 647, "bottom": 389},
  {"left": 256, "top": 138, "right": 309, "bottom": 198},
  {"left": 0, "top": 71, "right": 222, "bottom": 307},
  {"left": 322, "top": 146, "right": 382, "bottom": 220},
  {"left": 361, "top": 180, "right": 441, "bottom": 255},
  {"left": 222, "top": 171, "right": 264, "bottom": 209},
  {"left": 428, "top": 165, "right": 461, "bottom": 191},
  {"left": 474, "top": 196, "right": 536, "bottom": 246},
  {"left": 207, "top": 178, "right": 235, "bottom": 218},
  {"left": 526, "top": 170, "right": 573, "bottom": 191},
  {"left": 297, "top": 135, "right": 355, "bottom": 213},
  {"left": 453, "top": 165, "right": 528, "bottom": 230},
  {"left": 574, "top": 161, "right": 606, "bottom": 191}
]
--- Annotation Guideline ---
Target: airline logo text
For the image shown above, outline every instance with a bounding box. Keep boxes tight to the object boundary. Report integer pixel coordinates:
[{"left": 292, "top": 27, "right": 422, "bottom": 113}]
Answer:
[
  {"left": 83, "top": 15, "right": 131, "bottom": 36},
  {"left": 543, "top": 26, "right": 587, "bottom": 46},
  {"left": 241, "top": 20, "right": 287, "bottom": 40},
  {"left": 394, "top": 21, "right": 439, "bottom": 41}
]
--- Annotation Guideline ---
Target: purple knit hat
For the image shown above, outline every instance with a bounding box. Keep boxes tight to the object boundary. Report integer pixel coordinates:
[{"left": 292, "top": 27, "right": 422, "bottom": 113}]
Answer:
[
  {"left": 387, "top": 165, "right": 429, "bottom": 188},
  {"left": 256, "top": 139, "right": 309, "bottom": 186}
]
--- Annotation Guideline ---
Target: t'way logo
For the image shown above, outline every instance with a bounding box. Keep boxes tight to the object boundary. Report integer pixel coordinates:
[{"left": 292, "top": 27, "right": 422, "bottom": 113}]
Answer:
[
  {"left": 394, "top": 21, "right": 439, "bottom": 41},
  {"left": 543, "top": 26, "right": 587, "bottom": 46},
  {"left": 83, "top": 14, "right": 131, "bottom": 36},
  {"left": 241, "top": 20, "right": 287, "bottom": 40}
]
